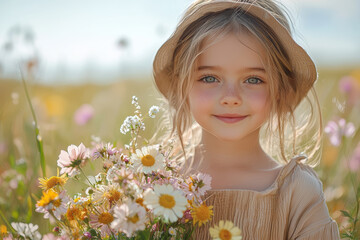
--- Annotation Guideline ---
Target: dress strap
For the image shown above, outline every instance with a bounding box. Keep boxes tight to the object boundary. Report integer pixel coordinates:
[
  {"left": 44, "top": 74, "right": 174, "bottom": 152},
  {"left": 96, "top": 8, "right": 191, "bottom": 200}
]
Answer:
[{"left": 292, "top": 152, "right": 308, "bottom": 164}]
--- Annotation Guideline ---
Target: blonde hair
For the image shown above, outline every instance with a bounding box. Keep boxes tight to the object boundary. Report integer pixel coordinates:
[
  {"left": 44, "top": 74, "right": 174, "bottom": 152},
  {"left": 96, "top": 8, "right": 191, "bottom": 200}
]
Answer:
[{"left": 150, "top": 0, "right": 323, "bottom": 174}]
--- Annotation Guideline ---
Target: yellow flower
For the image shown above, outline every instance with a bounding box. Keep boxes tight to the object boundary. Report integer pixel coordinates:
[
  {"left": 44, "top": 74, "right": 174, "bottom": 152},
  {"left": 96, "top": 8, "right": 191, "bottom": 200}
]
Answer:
[
  {"left": 39, "top": 174, "right": 68, "bottom": 191},
  {"left": 104, "top": 188, "right": 121, "bottom": 205},
  {"left": 191, "top": 203, "right": 213, "bottom": 226},
  {"left": 37, "top": 189, "right": 61, "bottom": 208},
  {"left": 209, "top": 220, "right": 242, "bottom": 240},
  {"left": 0, "top": 225, "right": 7, "bottom": 236},
  {"left": 66, "top": 206, "right": 83, "bottom": 221}
]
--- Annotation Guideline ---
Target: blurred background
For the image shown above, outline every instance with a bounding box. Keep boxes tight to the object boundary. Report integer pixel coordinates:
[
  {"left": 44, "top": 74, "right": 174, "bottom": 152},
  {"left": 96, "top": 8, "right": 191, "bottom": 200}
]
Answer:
[{"left": 0, "top": 0, "right": 359, "bottom": 238}]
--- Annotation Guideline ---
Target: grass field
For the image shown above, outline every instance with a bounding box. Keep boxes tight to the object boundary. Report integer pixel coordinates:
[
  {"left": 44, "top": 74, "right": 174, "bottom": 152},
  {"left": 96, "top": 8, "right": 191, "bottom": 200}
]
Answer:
[{"left": 0, "top": 66, "right": 359, "bottom": 238}]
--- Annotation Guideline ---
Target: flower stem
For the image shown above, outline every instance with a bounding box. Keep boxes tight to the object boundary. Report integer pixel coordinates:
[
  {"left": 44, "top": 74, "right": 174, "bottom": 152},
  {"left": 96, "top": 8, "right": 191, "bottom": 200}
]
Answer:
[
  {"left": 80, "top": 168, "right": 95, "bottom": 188},
  {"left": 0, "top": 209, "right": 15, "bottom": 234},
  {"left": 19, "top": 67, "right": 46, "bottom": 177}
]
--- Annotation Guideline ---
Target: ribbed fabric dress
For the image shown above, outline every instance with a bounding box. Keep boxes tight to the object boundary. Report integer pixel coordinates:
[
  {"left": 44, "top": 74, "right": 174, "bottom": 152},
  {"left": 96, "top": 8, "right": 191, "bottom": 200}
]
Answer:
[{"left": 193, "top": 154, "right": 340, "bottom": 239}]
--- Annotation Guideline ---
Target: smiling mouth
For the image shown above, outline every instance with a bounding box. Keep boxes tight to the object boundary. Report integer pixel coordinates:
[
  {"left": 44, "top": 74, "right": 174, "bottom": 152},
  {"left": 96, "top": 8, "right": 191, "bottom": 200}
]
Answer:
[{"left": 214, "top": 115, "right": 248, "bottom": 123}]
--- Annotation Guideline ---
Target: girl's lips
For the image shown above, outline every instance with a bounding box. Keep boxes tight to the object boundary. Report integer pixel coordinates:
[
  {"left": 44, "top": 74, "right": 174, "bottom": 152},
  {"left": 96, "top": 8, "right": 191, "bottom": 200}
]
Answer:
[{"left": 214, "top": 115, "right": 248, "bottom": 123}]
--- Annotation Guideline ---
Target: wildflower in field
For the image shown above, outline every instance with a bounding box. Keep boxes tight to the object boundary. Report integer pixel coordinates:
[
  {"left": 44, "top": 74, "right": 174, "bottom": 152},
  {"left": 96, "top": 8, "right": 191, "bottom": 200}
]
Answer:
[
  {"left": 339, "top": 75, "right": 360, "bottom": 106},
  {"left": 169, "top": 226, "right": 176, "bottom": 236},
  {"left": 66, "top": 204, "right": 84, "bottom": 221},
  {"left": 0, "top": 225, "right": 7, "bottom": 236},
  {"left": 92, "top": 142, "right": 118, "bottom": 159},
  {"left": 107, "top": 165, "right": 134, "bottom": 184},
  {"left": 95, "top": 173, "right": 103, "bottom": 183},
  {"left": 57, "top": 143, "right": 90, "bottom": 177},
  {"left": 38, "top": 173, "right": 68, "bottom": 191},
  {"left": 120, "top": 115, "right": 145, "bottom": 134},
  {"left": 209, "top": 220, "right": 242, "bottom": 240},
  {"left": 131, "top": 145, "right": 166, "bottom": 174},
  {"left": 11, "top": 222, "right": 42, "bottom": 240},
  {"left": 42, "top": 233, "right": 68, "bottom": 240},
  {"left": 348, "top": 142, "right": 360, "bottom": 172},
  {"left": 93, "top": 184, "right": 123, "bottom": 207},
  {"left": 74, "top": 104, "right": 95, "bottom": 126},
  {"left": 148, "top": 105, "right": 160, "bottom": 118},
  {"left": 188, "top": 173, "right": 212, "bottom": 196},
  {"left": 324, "top": 118, "right": 355, "bottom": 146},
  {"left": 143, "top": 184, "right": 188, "bottom": 223},
  {"left": 89, "top": 208, "right": 115, "bottom": 237},
  {"left": 191, "top": 203, "right": 214, "bottom": 227},
  {"left": 35, "top": 189, "right": 69, "bottom": 220},
  {"left": 111, "top": 201, "right": 147, "bottom": 238}
]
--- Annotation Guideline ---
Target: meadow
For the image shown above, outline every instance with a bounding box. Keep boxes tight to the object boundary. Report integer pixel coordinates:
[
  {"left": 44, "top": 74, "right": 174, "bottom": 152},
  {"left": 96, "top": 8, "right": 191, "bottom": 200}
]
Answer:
[{"left": 0, "top": 66, "right": 359, "bottom": 239}]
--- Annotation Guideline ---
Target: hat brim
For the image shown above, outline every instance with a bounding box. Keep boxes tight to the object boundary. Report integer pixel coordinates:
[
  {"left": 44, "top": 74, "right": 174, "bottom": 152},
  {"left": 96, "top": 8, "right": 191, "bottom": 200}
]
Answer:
[{"left": 153, "top": 0, "right": 317, "bottom": 101}]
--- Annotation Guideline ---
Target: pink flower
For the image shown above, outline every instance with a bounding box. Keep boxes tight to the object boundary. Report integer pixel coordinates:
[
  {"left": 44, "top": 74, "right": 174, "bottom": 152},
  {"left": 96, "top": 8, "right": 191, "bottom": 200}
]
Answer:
[
  {"left": 43, "top": 233, "right": 68, "bottom": 240},
  {"left": 89, "top": 208, "right": 115, "bottom": 238},
  {"left": 324, "top": 119, "right": 355, "bottom": 146},
  {"left": 339, "top": 76, "right": 355, "bottom": 94},
  {"left": 57, "top": 143, "right": 90, "bottom": 177},
  {"left": 74, "top": 104, "right": 94, "bottom": 126},
  {"left": 349, "top": 142, "right": 360, "bottom": 172},
  {"left": 339, "top": 76, "right": 360, "bottom": 106}
]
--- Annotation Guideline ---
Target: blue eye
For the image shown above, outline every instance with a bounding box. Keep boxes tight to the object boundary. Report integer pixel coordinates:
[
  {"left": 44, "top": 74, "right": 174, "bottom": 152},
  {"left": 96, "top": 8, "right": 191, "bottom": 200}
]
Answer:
[
  {"left": 200, "top": 75, "right": 218, "bottom": 83},
  {"left": 245, "top": 77, "right": 263, "bottom": 84}
]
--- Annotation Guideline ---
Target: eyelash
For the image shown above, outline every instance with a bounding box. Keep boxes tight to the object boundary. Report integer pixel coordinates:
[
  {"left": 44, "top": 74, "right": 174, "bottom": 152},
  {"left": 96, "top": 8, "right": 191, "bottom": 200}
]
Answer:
[{"left": 198, "top": 75, "right": 264, "bottom": 84}]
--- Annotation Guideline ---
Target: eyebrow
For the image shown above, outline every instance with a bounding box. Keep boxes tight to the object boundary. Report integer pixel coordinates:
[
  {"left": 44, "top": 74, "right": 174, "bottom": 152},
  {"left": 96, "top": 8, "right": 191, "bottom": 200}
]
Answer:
[{"left": 197, "top": 65, "right": 266, "bottom": 73}]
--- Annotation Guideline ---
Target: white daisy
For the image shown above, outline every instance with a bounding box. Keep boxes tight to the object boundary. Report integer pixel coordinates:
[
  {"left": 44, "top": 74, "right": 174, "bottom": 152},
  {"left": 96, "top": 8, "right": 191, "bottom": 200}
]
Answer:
[
  {"left": 11, "top": 222, "right": 42, "bottom": 240},
  {"left": 143, "top": 184, "right": 187, "bottom": 223},
  {"left": 169, "top": 227, "right": 176, "bottom": 236},
  {"left": 209, "top": 220, "right": 242, "bottom": 240},
  {"left": 131, "top": 145, "right": 165, "bottom": 174},
  {"left": 111, "top": 201, "right": 147, "bottom": 238}
]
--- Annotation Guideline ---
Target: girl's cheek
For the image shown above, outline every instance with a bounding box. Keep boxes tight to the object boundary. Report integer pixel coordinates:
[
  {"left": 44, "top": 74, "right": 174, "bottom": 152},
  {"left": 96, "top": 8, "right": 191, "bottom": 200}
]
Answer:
[
  {"left": 246, "top": 89, "right": 269, "bottom": 109},
  {"left": 189, "top": 86, "right": 214, "bottom": 105}
]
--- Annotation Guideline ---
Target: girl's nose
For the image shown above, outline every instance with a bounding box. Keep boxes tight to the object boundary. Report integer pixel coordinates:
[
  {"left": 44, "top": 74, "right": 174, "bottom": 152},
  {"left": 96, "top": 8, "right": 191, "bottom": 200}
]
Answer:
[{"left": 220, "top": 85, "right": 242, "bottom": 106}]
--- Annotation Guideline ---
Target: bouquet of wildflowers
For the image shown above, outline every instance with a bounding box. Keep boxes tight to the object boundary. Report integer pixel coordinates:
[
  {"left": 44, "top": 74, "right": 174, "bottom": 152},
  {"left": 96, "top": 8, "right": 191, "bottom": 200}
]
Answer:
[{"left": 32, "top": 96, "right": 221, "bottom": 240}]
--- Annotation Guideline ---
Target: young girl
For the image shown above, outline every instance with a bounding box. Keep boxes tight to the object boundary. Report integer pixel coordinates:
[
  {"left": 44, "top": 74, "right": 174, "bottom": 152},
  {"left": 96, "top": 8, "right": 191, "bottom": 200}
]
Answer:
[{"left": 152, "top": 0, "right": 340, "bottom": 239}]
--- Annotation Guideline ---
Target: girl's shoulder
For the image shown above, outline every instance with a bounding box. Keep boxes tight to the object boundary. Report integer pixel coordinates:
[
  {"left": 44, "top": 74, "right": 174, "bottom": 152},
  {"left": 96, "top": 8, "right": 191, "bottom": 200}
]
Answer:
[{"left": 281, "top": 154, "right": 325, "bottom": 199}]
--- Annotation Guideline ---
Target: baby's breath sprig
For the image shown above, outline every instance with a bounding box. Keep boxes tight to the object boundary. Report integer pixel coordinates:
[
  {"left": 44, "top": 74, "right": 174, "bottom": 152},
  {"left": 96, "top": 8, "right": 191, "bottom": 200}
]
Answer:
[{"left": 120, "top": 96, "right": 161, "bottom": 154}]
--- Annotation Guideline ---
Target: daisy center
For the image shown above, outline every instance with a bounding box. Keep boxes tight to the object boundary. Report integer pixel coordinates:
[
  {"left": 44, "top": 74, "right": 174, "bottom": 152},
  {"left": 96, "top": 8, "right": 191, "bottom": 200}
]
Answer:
[
  {"left": 66, "top": 207, "right": 81, "bottom": 221},
  {"left": 104, "top": 189, "right": 121, "bottom": 204},
  {"left": 98, "top": 212, "right": 114, "bottom": 224},
  {"left": 136, "top": 198, "right": 144, "bottom": 206},
  {"left": 53, "top": 199, "right": 61, "bottom": 208},
  {"left": 219, "top": 229, "right": 232, "bottom": 240},
  {"left": 127, "top": 213, "right": 140, "bottom": 224},
  {"left": 141, "top": 155, "right": 155, "bottom": 167},
  {"left": 46, "top": 176, "right": 62, "bottom": 188},
  {"left": 195, "top": 205, "right": 211, "bottom": 221},
  {"left": 159, "top": 194, "right": 175, "bottom": 209}
]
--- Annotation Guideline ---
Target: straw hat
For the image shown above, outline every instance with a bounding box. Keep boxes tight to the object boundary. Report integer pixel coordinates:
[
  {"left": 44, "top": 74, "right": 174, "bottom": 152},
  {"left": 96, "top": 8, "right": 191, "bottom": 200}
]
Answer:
[{"left": 153, "top": 0, "right": 317, "bottom": 102}]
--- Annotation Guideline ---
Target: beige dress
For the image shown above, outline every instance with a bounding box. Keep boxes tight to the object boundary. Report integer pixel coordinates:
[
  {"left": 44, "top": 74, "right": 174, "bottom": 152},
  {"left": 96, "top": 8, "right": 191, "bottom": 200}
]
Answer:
[{"left": 193, "top": 154, "right": 340, "bottom": 240}]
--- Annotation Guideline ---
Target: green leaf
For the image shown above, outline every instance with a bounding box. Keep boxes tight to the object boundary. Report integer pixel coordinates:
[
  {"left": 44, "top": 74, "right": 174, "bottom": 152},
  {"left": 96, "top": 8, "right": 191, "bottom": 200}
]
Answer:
[
  {"left": 26, "top": 195, "right": 32, "bottom": 222},
  {"left": 136, "top": 229, "right": 150, "bottom": 240},
  {"left": 340, "top": 232, "right": 352, "bottom": 239},
  {"left": 37, "top": 136, "right": 46, "bottom": 177},
  {"left": 340, "top": 210, "right": 354, "bottom": 221}
]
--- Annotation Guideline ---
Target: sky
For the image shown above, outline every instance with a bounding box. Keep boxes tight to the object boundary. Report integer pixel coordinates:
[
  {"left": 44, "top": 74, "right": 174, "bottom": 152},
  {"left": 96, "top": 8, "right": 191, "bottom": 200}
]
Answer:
[{"left": 0, "top": 0, "right": 359, "bottom": 84}]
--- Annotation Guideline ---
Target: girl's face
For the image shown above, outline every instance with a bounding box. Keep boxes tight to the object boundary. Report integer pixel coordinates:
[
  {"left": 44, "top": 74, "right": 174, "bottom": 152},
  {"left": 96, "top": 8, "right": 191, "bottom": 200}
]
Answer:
[{"left": 189, "top": 32, "right": 271, "bottom": 142}]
